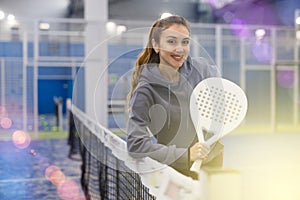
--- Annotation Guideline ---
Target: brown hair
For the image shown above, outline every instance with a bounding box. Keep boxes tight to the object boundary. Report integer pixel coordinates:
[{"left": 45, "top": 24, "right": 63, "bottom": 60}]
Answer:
[{"left": 128, "top": 15, "right": 190, "bottom": 100}]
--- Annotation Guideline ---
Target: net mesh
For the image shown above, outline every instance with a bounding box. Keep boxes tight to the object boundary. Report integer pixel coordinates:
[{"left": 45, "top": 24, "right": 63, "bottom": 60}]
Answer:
[{"left": 68, "top": 109, "right": 156, "bottom": 200}]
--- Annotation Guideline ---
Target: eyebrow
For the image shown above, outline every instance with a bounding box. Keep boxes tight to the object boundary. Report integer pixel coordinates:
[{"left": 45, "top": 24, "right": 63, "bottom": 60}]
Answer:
[{"left": 166, "top": 36, "right": 190, "bottom": 40}]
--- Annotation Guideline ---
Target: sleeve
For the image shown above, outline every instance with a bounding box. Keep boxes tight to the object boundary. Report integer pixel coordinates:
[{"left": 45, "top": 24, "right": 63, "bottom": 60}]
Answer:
[{"left": 126, "top": 86, "right": 189, "bottom": 168}]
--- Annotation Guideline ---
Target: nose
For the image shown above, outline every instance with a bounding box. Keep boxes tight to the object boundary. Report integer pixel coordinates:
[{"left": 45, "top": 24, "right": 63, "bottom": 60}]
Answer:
[{"left": 174, "top": 45, "right": 184, "bottom": 53}]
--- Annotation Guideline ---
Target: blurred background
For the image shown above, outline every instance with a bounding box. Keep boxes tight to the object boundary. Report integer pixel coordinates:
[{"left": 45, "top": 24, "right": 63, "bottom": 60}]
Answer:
[
  {"left": 0, "top": 0, "right": 300, "bottom": 199},
  {"left": 0, "top": 0, "right": 299, "bottom": 132}
]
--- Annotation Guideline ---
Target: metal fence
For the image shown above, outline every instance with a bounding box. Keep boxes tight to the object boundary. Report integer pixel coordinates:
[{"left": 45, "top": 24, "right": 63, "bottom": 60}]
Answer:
[{"left": 0, "top": 18, "right": 299, "bottom": 134}]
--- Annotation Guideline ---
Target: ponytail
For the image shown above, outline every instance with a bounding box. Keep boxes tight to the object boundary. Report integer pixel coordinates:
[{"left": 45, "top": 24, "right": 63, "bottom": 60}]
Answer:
[{"left": 128, "top": 19, "right": 160, "bottom": 100}]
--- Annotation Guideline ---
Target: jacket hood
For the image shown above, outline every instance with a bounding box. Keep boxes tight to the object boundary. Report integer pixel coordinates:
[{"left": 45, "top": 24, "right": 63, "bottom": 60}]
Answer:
[
  {"left": 139, "top": 56, "right": 193, "bottom": 87},
  {"left": 137, "top": 56, "right": 195, "bottom": 130}
]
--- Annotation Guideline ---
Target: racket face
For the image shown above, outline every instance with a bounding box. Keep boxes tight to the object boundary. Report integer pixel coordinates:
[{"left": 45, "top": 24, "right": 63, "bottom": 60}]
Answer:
[{"left": 190, "top": 78, "right": 248, "bottom": 140}]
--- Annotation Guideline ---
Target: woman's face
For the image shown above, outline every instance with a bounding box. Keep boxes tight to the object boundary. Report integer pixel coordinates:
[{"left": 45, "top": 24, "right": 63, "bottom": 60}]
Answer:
[{"left": 153, "top": 24, "right": 190, "bottom": 70}]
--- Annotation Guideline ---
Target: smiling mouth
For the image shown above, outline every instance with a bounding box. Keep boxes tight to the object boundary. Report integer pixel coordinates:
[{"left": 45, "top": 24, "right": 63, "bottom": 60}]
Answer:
[{"left": 171, "top": 54, "right": 184, "bottom": 61}]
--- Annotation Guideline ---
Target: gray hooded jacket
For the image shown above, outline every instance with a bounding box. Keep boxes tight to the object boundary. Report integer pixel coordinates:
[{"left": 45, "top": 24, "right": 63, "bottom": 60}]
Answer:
[{"left": 127, "top": 56, "right": 223, "bottom": 172}]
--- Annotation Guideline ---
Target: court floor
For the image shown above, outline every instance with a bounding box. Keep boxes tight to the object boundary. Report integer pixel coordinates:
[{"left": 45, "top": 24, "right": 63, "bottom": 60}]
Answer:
[
  {"left": 1, "top": 128, "right": 300, "bottom": 200},
  {"left": 221, "top": 132, "right": 300, "bottom": 200},
  {"left": 0, "top": 138, "right": 85, "bottom": 200}
]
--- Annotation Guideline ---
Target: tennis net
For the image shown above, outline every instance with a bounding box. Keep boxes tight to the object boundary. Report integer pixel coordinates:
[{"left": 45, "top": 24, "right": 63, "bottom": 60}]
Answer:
[{"left": 68, "top": 103, "right": 202, "bottom": 200}]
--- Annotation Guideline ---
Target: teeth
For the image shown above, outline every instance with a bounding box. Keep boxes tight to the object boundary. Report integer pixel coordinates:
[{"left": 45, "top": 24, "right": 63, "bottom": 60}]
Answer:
[{"left": 173, "top": 55, "right": 182, "bottom": 60}]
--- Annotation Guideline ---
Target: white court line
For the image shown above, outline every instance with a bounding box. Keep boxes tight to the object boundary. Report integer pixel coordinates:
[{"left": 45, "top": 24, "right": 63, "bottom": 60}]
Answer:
[{"left": 0, "top": 176, "right": 81, "bottom": 183}]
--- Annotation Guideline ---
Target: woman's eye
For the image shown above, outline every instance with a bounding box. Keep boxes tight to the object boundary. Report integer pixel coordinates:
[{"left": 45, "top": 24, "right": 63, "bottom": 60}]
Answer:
[
  {"left": 167, "top": 40, "right": 176, "bottom": 44},
  {"left": 182, "top": 40, "right": 190, "bottom": 45}
]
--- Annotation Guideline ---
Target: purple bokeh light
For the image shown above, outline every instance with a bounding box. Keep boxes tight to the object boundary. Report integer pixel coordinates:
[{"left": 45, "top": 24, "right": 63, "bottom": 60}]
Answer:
[
  {"left": 277, "top": 70, "right": 294, "bottom": 89},
  {"left": 251, "top": 41, "right": 271, "bottom": 63},
  {"left": 230, "top": 18, "right": 250, "bottom": 38}
]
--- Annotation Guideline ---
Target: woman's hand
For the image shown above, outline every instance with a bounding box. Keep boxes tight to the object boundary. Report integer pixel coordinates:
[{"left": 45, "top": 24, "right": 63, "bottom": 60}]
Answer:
[{"left": 189, "top": 142, "right": 210, "bottom": 162}]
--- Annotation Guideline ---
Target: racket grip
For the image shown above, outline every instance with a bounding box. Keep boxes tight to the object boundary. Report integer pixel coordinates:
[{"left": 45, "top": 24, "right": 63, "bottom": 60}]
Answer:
[{"left": 190, "top": 160, "right": 203, "bottom": 173}]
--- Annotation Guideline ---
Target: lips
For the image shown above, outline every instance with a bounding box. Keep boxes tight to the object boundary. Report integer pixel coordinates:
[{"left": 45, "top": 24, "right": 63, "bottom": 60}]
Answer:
[{"left": 171, "top": 54, "right": 184, "bottom": 61}]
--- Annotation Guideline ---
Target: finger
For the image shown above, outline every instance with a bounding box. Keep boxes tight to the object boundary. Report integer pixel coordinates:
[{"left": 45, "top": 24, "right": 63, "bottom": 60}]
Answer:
[
  {"left": 198, "top": 142, "right": 210, "bottom": 149},
  {"left": 199, "top": 148, "right": 209, "bottom": 157},
  {"left": 198, "top": 149, "right": 207, "bottom": 157},
  {"left": 198, "top": 152, "right": 204, "bottom": 159},
  {"left": 198, "top": 152, "right": 207, "bottom": 160},
  {"left": 202, "top": 143, "right": 210, "bottom": 150},
  {"left": 199, "top": 146, "right": 210, "bottom": 154}
]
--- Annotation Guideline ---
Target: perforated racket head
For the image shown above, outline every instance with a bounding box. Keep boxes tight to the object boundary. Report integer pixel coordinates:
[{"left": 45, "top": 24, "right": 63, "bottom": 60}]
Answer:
[{"left": 190, "top": 77, "right": 248, "bottom": 143}]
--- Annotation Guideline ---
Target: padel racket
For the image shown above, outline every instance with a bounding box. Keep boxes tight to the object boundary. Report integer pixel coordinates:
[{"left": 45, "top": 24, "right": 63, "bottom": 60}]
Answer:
[{"left": 190, "top": 77, "right": 248, "bottom": 173}]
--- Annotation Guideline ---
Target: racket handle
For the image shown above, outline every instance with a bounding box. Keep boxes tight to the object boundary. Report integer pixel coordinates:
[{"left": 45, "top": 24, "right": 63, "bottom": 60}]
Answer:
[{"left": 190, "top": 160, "right": 203, "bottom": 173}]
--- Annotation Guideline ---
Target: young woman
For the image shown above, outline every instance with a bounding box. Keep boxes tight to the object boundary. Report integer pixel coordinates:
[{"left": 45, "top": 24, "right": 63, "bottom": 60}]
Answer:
[{"left": 126, "top": 15, "right": 223, "bottom": 179}]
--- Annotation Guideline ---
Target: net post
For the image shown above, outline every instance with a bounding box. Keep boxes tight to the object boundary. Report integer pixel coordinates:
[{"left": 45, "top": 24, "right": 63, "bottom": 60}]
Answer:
[{"left": 54, "top": 96, "right": 63, "bottom": 131}]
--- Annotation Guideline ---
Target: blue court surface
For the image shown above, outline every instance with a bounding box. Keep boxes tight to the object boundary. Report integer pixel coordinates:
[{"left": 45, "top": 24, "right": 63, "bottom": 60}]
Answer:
[{"left": 0, "top": 139, "right": 84, "bottom": 200}]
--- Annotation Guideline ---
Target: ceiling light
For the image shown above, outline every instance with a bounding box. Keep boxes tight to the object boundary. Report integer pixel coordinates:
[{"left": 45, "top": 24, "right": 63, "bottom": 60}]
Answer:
[
  {"left": 7, "top": 14, "right": 15, "bottom": 21},
  {"left": 296, "top": 16, "right": 300, "bottom": 25},
  {"left": 0, "top": 10, "right": 5, "bottom": 20},
  {"left": 255, "top": 28, "right": 266, "bottom": 39},
  {"left": 106, "top": 21, "right": 117, "bottom": 35},
  {"left": 39, "top": 22, "right": 50, "bottom": 30},
  {"left": 116, "top": 25, "right": 127, "bottom": 35},
  {"left": 6, "top": 14, "right": 18, "bottom": 28}
]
